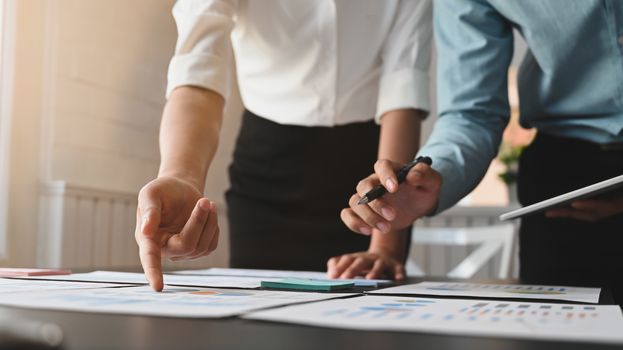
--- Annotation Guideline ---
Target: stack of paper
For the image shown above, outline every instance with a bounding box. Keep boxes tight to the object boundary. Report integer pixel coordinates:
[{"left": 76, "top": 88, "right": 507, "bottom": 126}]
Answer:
[
  {"left": 2, "top": 268, "right": 621, "bottom": 345},
  {"left": 173, "top": 268, "right": 391, "bottom": 287}
]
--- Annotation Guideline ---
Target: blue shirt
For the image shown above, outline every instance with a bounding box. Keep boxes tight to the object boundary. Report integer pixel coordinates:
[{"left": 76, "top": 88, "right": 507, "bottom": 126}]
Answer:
[{"left": 420, "top": 0, "right": 623, "bottom": 212}]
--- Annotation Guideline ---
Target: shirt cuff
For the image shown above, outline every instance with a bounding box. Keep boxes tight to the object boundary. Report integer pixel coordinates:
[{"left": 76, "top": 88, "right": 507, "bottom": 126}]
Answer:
[
  {"left": 166, "top": 53, "right": 232, "bottom": 100},
  {"left": 416, "top": 149, "right": 467, "bottom": 216},
  {"left": 375, "top": 68, "right": 430, "bottom": 123}
]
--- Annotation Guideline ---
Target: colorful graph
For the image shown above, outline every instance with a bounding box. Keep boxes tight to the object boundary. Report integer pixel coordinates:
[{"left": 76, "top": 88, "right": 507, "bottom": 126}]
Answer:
[
  {"left": 426, "top": 283, "right": 567, "bottom": 295},
  {"left": 190, "top": 291, "right": 254, "bottom": 297},
  {"left": 370, "top": 282, "right": 600, "bottom": 303},
  {"left": 454, "top": 301, "right": 600, "bottom": 324},
  {"left": 323, "top": 299, "right": 435, "bottom": 319},
  {"left": 319, "top": 297, "right": 601, "bottom": 324},
  {"left": 245, "top": 296, "right": 623, "bottom": 344}
]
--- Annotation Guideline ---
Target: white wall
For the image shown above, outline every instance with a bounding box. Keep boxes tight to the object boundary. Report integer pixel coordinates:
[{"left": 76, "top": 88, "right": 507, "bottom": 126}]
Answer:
[
  {"left": 5, "top": 0, "right": 243, "bottom": 268},
  {"left": 0, "top": 0, "right": 15, "bottom": 260},
  {"left": 5, "top": 0, "right": 47, "bottom": 266},
  {"left": 46, "top": 0, "right": 173, "bottom": 192}
]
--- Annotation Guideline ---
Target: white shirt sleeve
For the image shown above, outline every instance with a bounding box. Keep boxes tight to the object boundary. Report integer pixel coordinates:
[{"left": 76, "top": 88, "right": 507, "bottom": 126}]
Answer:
[
  {"left": 166, "top": 0, "right": 238, "bottom": 100},
  {"left": 376, "top": 0, "right": 432, "bottom": 123}
]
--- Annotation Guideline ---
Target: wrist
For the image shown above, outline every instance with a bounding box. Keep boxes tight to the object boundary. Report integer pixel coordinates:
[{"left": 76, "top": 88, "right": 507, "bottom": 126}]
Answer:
[
  {"left": 368, "top": 230, "right": 409, "bottom": 262},
  {"left": 157, "top": 170, "right": 205, "bottom": 193}
]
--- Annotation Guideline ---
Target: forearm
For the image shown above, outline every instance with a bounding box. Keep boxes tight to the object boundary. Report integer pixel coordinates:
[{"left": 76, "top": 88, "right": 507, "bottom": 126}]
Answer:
[
  {"left": 158, "top": 86, "right": 224, "bottom": 191},
  {"left": 377, "top": 109, "right": 423, "bottom": 164},
  {"left": 424, "top": 0, "right": 513, "bottom": 213},
  {"left": 370, "top": 108, "right": 424, "bottom": 260}
]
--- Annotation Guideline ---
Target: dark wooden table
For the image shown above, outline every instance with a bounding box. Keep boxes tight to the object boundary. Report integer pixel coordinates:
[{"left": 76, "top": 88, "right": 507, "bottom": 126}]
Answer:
[{"left": 0, "top": 277, "right": 620, "bottom": 350}]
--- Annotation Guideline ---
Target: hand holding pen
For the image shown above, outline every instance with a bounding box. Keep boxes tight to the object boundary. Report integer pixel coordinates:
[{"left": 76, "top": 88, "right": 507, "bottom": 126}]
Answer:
[
  {"left": 341, "top": 156, "right": 442, "bottom": 236},
  {"left": 358, "top": 156, "right": 433, "bottom": 205}
]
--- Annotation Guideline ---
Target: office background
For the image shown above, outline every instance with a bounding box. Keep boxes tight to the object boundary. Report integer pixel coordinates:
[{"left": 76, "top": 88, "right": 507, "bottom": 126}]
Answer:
[{"left": 0, "top": 0, "right": 527, "bottom": 272}]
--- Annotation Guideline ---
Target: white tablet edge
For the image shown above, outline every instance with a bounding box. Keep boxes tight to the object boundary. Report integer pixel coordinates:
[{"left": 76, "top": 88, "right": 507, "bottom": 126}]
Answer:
[{"left": 499, "top": 174, "right": 623, "bottom": 221}]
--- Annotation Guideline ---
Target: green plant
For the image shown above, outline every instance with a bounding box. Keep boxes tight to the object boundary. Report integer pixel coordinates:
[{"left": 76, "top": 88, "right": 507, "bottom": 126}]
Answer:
[{"left": 497, "top": 143, "right": 524, "bottom": 185}]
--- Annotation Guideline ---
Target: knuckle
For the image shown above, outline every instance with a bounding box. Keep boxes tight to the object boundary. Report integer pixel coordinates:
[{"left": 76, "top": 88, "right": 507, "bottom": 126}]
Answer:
[
  {"left": 374, "top": 159, "right": 392, "bottom": 173},
  {"left": 340, "top": 208, "right": 349, "bottom": 219},
  {"left": 180, "top": 239, "right": 195, "bottom": 253},
  {"left": 359, "top": 210, "right": 380, "bottom": 227},
  {"left": 340, "top": 209, "right": 355, "bottom": 225},
  {"left": 138, "top": 183, "right": 156, "bottom": 200},
  {"left": 342, "top": 256, "right": 354, "bottom": 265},
  {"left": 374, "top": 159, "right": 389, "bottom": 168},
  {"left": 356, "top": 179, "right": 367, "bottom": 190}
]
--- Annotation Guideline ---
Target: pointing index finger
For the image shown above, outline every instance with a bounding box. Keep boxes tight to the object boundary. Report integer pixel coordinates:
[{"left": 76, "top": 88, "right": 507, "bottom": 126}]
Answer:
[{"left": 138, "top": 236, "right": 164, "bottom": 292}]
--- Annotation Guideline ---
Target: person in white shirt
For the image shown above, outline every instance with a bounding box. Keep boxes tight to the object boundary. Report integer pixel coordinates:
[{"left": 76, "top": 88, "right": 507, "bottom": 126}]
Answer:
[{"left": 134, "top": 0, "right": 432, "bottom": 291}]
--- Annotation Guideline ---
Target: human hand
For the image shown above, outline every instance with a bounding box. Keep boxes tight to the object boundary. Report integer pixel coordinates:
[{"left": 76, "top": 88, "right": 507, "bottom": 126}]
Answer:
[
  {"left": 326, "top": 250, "right": 406, "bottom": 280},
  {"left": 545, "top": 197, "right": 623, "bottom": 222},
  {"left": 135, "top": 176, "right": 219, "bottom": 291},
  {"left": 341, "top": 159, "right": 442, "bottom": 236}
]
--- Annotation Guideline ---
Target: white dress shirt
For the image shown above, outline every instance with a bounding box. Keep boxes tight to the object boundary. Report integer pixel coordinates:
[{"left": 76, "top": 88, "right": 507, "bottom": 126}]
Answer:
[{"left": 167, "top": 0, "right": 431, "bottom": 126}]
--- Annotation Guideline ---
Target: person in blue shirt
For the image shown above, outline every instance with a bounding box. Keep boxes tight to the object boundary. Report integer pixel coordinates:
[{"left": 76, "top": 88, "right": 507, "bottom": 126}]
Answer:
[{"left": 339, "top": 0, "right": 623, "bottom": 304}]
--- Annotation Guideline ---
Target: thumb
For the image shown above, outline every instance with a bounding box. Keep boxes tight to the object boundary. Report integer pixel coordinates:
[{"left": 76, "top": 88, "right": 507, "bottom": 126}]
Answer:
[{"left": 405, "top": 163, "right": 441, "bottom": 189}]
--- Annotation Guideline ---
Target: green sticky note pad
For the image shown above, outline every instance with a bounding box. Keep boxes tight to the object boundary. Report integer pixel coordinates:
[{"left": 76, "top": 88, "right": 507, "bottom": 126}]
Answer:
[{"left": 261, "top": 278, "right": 354, "bottom": 291}]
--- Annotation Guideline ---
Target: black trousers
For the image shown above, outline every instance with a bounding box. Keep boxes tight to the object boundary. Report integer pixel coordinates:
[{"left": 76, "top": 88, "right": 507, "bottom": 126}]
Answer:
[
  {"left": 225, "top": 111, "right": 376, "bottom": 271},
  {"left": 517, "top": 133, "right": 623, "bottom": 305}
]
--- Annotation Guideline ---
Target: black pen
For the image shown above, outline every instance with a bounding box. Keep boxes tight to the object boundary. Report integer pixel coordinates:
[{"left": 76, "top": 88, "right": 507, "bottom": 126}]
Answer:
[{"left": 357, "top": 156, "right": 433, "bottom": 205}]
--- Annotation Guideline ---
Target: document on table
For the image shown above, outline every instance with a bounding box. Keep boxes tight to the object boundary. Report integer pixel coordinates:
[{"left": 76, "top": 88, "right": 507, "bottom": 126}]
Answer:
[
  {"left": 0, "top": 278, "right": 126, "bottom": 293},
  {"left": 25, "top": 270, "right": 272, "bottom": 289},
  {"left": 0, "top": 285, "right": 355, "bottom": 318},
  {"left": 172, "top": 268, "right": 391, "bottom": 287},
  {"left": 368, "top": 282, "right": 601, "bottom": 304},
  {"left": 245, "top": 295, "right": 623, "bottom": 344}
]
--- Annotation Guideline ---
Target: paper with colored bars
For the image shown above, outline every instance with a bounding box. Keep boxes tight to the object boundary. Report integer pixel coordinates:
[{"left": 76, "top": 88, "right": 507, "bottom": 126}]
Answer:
[
  {"left": 172, "top": 268, "right": 391, "bottom": 287},
  {"left": 368, "top": 282, "right": 601, "bottom": 304},
  {"left": 0, "top": 285, "right": 354, "bottom": 318},
  {"left": 245, "top": 295, "right": 623, "bottom": 344}
]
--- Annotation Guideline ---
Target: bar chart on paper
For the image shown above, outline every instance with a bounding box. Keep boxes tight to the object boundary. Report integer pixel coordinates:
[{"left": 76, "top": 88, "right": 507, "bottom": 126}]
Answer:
[
  {"left": 369, "top": 282, "right": 601, "bottom": 303},
  {"left": 0, "top": 286, "right": 353, "bottom": 318},
  {"left": 244, "top": 296, "right": 623, "bottom": 344}
]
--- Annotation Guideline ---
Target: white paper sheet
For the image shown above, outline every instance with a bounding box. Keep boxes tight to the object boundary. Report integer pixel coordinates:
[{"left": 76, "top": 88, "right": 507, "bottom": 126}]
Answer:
[
  {"left": 0, "top": 278, "right": 126, "bottom": 293},
  {"left": 174, "top": 268, "right": 329, "bottom": 279},
  {"left": 368, "top": 282, "right": 601, "bottom": 304},
  {"left": 172, "top": 268, "right": 391, "bottom": 287},
  {"left": 245, "top": 295, "right": 623, "bottom": 344},
  {"left": 26, "top": 271, "right": 273, "bottom": 289},
  {"left": 0, "top": 285, "right": 354, "bottom": 318}
]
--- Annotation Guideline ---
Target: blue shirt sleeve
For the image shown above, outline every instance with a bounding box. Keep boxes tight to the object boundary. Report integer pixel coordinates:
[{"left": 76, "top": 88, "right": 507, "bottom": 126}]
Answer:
[{"left": 418, "top": 0, "right": 514, "bottom": 213}]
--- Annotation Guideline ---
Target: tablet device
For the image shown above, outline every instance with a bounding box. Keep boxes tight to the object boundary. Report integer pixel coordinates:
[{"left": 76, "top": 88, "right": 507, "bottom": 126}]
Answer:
[{"left": 499, "top": 174, "right": 623, "bottom": 221}]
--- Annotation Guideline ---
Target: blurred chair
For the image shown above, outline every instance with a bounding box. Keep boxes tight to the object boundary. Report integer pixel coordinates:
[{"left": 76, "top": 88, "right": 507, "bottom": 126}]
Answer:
[{"left": 406, "top": 223, "right": 516, "bottom": 279}]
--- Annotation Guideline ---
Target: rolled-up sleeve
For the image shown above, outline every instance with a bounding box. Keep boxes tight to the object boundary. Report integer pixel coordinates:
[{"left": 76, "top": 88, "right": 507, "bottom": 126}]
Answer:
[
  {"left": 418, "top": 0, "right": 514, "bottom": 213},
  {"left": 166, "top": 0, "right": 238, "bottom": 100},
  {"left": 376, "top": 0, "right": 433, "bottom": 123}
]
